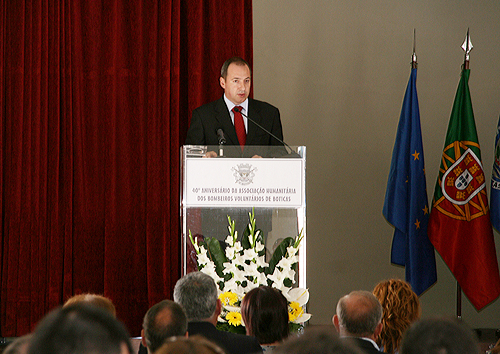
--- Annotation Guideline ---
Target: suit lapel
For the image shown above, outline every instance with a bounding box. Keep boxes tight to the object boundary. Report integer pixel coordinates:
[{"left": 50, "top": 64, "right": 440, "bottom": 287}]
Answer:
[
  {"left": 214, "top": 98, "right": 239, "bottom": 145},
  {"left": 245, "top": 99, "right": 262, "bottom": 145}
]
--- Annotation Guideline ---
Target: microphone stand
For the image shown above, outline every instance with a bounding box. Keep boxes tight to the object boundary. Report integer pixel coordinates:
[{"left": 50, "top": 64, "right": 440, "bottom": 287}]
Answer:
[
  {"left": 217, "top": 129, "right": 226, "bottom": 157},
  {"left": 219, "top": 142, "right": 224, "bottom": 157},
  {"left": 234, "top": 107, "right": 295, "bottom": 156}
]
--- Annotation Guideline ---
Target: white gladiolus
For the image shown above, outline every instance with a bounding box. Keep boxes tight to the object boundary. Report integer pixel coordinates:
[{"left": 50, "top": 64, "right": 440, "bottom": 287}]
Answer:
[{"left": 190, "top": 211, "right": 310, "bottom": 330}]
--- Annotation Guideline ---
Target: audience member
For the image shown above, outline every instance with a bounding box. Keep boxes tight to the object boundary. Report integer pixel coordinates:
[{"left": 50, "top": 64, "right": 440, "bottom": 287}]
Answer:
[
  {"left": 372, "top": 279, "right": 420, "bottom": 354},
  {"left": 154, "top": 335, "right": 226, "bottom": 354},
  {"left": 140, "top": 299, "right": 188, "bottom": 354},
  {"left": 274, "top": 327, "right": 364, "bottom": 354},
  {"left": 173, "top": 271, "right": 262, "bottom": 354},
  {"left": 333, "top": 290, "right": 383, "bottom": 354},
  {"left": 3, "top": 334, "right": 32, "bottom": 354},
  {"left": 27, "top": 303, "right": 132, "bottom": 354},
  {"left": 400, "top": 317, "right": 479, "bottom": 354},
  {"left": 240, "top": 286, "right": 289, "bottom": 351},
  {"left": 64, "top": 293, "right": 117, "bottom": 317}
]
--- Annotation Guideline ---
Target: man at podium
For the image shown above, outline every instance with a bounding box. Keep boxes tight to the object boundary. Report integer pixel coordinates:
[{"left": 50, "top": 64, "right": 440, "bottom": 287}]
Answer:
[
  {"left": 184, "top": 57, "right": 287, "bottom": 246},
  {"left": 185, "top": 56, "right": 285, "bottom": 158}
]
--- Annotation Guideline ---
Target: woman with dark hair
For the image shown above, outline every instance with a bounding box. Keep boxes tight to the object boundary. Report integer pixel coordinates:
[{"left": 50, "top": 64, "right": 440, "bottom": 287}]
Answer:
[{"left": 240, "top": 286, "right": 289, "bottom": 352}]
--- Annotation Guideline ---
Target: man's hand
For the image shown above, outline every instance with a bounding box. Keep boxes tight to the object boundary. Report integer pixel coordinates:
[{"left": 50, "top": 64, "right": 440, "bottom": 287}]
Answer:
[{"left": 203, "top": 151, "right": 218, "bottom": 158}]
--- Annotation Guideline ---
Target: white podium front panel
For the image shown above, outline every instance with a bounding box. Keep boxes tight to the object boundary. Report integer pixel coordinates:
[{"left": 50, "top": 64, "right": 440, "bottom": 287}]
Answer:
[{"left": 185, "top": 158, "right": 304, "bottom": 208}]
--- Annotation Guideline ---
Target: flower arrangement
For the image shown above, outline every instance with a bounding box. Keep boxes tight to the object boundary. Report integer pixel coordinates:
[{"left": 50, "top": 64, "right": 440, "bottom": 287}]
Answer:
[{"left": 189, "top": 209, "right": 310, "bottom": 334}]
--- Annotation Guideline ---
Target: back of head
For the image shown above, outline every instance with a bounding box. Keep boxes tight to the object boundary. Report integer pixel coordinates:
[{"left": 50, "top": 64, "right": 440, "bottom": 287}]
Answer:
[
  {"left": 3, "top": 334, "right": 32, "bottom": 354},
  {"left": 373, "top": 279, "right": 421, "bottom": 354},
  {"left": 241, "top": 286, "right": 289, "bottom": 345},
  {"left": 400, "top": 317, "right": 479, "bottom": 354},
  {"left": 155, "top": 335, "right": 226, "bottom": 354},
  {"left": 143, "top": 300, "right": 188, "bottom": 353},
  {"left": 173, "top": 272, "right": 218, "bottom": 321},
  {"left": 64, "top": 293, "right": 117, "bottom": 317},
  {"left": 336, "top": 291, "right": 383, "bottom": 337},
  {"left": 274, "top": 327, "right": 364, "bottom": 354},
  {"left": 28, "top": 304, "right": 132, "bottom": 354}
]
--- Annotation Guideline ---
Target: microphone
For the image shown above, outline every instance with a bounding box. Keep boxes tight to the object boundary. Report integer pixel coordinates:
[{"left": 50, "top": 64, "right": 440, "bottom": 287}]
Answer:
[
  {"left": 233, "top": 107, "right": 295, "bottom": 155},
  {"left": 216, "top": 128, "right": 226, "bottom": 157},
  {"left": 216, "top": 128, "right": 226, "bottom": 145}
]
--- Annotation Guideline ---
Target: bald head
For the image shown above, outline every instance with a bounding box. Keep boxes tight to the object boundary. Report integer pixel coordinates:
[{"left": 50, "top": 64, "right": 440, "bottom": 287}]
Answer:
[
  {"left": 333, "top": 291, "right": 383, "bottom": 339},
  {"left": 142, "top": 300, "right": 188, "bottom": 353}
]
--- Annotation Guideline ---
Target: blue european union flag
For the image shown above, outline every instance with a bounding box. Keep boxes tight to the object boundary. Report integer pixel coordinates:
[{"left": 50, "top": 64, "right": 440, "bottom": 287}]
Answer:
[
  {"left": 383, "top": 68, "right": 437, "bottom": 295},
  {"left": 490, "top": 116, "right": 500, "bottom": 231}
]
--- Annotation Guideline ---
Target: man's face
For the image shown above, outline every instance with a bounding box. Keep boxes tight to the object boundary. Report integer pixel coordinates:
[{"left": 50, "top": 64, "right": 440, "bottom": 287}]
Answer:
[{"left": 220, "top": 63, "right": 251, "bottom": 105}]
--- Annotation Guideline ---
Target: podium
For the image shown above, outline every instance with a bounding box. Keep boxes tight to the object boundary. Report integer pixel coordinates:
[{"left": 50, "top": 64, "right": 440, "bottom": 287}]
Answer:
[{"left": 180, "top": 145, "right": 307, "bottom": 288}]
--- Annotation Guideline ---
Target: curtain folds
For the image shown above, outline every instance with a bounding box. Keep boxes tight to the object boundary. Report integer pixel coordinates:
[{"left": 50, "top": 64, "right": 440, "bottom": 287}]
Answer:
[{"left": 0, "top": 0, "right": 252, "bottom": 336}]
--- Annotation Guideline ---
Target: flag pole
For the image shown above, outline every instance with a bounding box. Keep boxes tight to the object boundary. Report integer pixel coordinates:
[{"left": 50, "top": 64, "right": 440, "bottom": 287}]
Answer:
[
  {"left": 412, "top": 29, "right": 417, "bottom": 69},
  {"left": 456, "top": 29, "right": 472, "bottom": 319},
  {"left": 462, "top": 28, "right": 472, "bottom": 70}
]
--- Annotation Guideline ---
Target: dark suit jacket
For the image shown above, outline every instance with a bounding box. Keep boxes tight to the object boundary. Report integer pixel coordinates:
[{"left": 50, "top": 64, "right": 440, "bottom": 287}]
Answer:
[
  {"left": 185, "top": 97, "right": 286, "bottom": 158},
  {"left": 187, "top": 321, "right": 263, "bottom": 354},
  {"left": 342, "top": 337, "right": 381, "bottom": 354}
]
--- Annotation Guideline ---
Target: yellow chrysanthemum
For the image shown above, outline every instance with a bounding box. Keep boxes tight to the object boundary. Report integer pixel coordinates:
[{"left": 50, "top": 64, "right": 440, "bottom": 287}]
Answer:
[
  {"left": 288, "top": 301, "right": 304, "bottom": 322},
  {"left": 219, "top": 291, "right": 239, "bottom": 306},
  {"left": 226, "top": 311, "right": 242, "bottom": 326}
]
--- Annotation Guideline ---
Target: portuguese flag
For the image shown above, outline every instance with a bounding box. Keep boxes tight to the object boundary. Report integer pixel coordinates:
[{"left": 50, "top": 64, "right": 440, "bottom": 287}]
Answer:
[{"left": 428, "top": 68, "right": 500, "bottom": 310}]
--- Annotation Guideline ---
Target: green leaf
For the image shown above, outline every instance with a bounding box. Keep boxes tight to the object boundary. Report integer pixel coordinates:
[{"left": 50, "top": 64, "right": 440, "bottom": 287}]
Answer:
[
  {"left": 204, "top": 238, "right": 228, "bottom": 278},
  {"left": 283, "top": 278, "right": 293, "bottom": 288},
  {"left": 216, "top": 322, "right": 246, "bottom": 334},
  {"left": 241, "top": 225, "right": 251, "bottom": 249},
  {"left": 266, "top": 237, "right": 295, "bottom": 275},
  {"left": 289, "top": 322, "right": 306, "bottom": 333}
]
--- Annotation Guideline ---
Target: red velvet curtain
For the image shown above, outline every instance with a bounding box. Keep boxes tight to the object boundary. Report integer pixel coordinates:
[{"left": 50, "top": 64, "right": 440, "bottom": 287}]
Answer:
[{"left": 0, "top": 0, "right": 252, "bottom": 336}]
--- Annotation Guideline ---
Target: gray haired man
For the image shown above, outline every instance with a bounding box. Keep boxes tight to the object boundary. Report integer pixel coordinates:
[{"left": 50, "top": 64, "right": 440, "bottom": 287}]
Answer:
[{"left": 173, "top": 272, "right": 262, "bottom": 354}]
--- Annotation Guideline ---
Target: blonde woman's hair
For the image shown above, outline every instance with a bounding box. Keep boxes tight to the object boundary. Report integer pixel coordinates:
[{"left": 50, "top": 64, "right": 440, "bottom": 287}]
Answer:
[
  {"left": 63, "top": 293, "right": 116, "bottom": 317},
  {"left": 373, "top": 279, "right": 421, "bottom": 354}
]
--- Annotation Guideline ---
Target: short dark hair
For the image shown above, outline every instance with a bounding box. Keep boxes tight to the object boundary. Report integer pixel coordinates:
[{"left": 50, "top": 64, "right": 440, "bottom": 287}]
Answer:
[
  {"left": 400, "top": 317, "right": 479, "bottom": 354},
  {"left": 173, "top": 272, "right": 218, "bottom": 321},
  {"left": 274, "top": 327, "right": 364, "bottom": 354},
  {"left": 28, "top": 304, "right": 132, "bottom": 354},
  {"left": 240, "top": 286, "right": 289, "bottom": 345},
  {"left": 143, "top": 300, "right": 188, "bottom": 353},
  {"left": 336, "top": 291, "right": 383, "bottom": 337},
  {"left": 220, "top": 57, "right": 251, "bottom": 79}
]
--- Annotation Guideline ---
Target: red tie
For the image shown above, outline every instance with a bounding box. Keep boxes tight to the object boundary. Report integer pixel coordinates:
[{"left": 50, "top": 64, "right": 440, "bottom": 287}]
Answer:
[{"left": 232, "top": 106, "right": 246, "bottom": 150}]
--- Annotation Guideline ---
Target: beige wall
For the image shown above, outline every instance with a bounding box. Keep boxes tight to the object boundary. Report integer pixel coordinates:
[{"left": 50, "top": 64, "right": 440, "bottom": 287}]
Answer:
[{"left": 253, "top": 0, "right": 500, "bottom": 328}]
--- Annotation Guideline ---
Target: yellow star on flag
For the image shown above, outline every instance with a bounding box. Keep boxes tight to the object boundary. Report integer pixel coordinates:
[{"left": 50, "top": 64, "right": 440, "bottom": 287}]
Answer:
[
  {"left": 415, "top": 219, "right": 421, "bottom": 229},
  {"left": 422, "top": 205, "right": 429, "bottom": 215},
  {"left": 412, "top": 150, "right": 420, "bottom": 160}
]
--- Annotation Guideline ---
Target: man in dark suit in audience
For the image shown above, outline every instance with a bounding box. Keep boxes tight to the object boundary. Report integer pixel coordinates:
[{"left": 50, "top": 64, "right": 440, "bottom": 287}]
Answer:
[
  {"left": 140, "top": 300, "right": 188, "bottom": 354},
  {"left": 332, "top": 290, "right": 383, "bottom": 354},
  {"left": 173, "top": 271, "right": 263, "bottom": 354}
]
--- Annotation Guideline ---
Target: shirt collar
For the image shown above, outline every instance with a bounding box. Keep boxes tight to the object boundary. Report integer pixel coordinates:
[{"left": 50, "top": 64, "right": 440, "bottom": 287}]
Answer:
[
  {"left": 223, "top": 94, "right": 249, "bottom": 115},
  {"left": 340, "top": 336, "right": 380, "bottom": 351}
]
